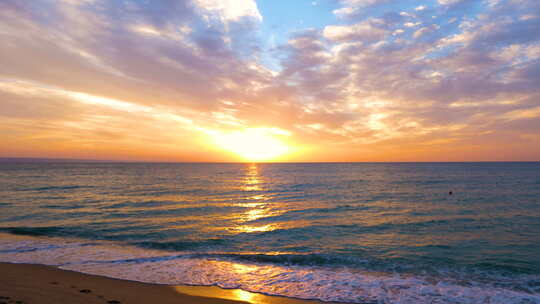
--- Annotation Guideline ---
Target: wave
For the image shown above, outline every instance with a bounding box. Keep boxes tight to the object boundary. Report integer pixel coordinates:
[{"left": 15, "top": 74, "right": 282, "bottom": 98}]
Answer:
[
  {"left": 0, "top": 233, "right": 538, "bottom": 303},
  {"left": 102, "top": 205, "right": 249, "bottom": 219},
  {"left": 126, "top": 244, "right": 540, "bottom": 279},
  {"left": 16, "top": 185, "right": 95, "bottom": 192},
  {"left": 134, "top": 239, "right": 226, "bottom": 251},
  {"left": 41, "top": 204, "right": 86, "bottom": 210},
  {"left": 99, "top": 200, "right": 184, "bottom": 209},
  {"left": 0, "top": 226, "right": 67, "bottom": 236},
  {"left": 2, "top": 221, "right": 539, "bottom": 276},
  {"left": 244, "top": 205, "right": 372, "bottom": 224}
]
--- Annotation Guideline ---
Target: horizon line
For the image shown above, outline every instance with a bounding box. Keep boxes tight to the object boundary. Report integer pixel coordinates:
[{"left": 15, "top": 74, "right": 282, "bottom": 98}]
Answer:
[{"left": 1, "top": 157, "right": 539, "bottom": 164}]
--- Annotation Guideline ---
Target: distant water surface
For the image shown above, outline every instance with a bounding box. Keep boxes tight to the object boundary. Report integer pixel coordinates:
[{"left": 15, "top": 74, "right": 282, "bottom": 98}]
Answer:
[{"left": 0, "top": 162, "right": 539, "bottom": 303}]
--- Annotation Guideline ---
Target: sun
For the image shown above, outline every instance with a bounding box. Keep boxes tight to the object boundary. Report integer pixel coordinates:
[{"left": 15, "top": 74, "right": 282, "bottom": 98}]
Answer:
[{"left": 211, "top": 128, "right": 291, "bottom": 162}]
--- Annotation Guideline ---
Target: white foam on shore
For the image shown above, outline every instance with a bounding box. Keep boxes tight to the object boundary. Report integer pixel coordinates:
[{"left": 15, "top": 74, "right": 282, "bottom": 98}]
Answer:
[{"left": 0, "top": 233, "right": 538, "bottom": 304}]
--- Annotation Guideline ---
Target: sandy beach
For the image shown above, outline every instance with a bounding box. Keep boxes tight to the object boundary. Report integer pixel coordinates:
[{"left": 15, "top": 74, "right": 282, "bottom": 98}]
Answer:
[{"left": 0, "top": 262, "right": 324, "bottom": 304}]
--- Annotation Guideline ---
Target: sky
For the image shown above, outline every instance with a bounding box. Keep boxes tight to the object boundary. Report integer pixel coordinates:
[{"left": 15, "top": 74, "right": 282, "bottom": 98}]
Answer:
[{"left": 0, "top": 0, "right": 539, "bottom": 162}]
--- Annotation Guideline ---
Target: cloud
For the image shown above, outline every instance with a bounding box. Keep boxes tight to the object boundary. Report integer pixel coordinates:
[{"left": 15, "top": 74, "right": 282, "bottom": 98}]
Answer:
[
  {"left": 193, "top": 0, "right": 262, "bottom": 23},
  {"left": 438, "top": 0, "right": 463, "bottom": 5},
  {"left": 0, "top": 0, "right": 539, "bottom": 161},
  {"left": 323, "top": 19, "right": 388, "bottom": 42},
  {"left": 272, "top": 0, "right": 540, "bottom": 158},
  {"left": 333, "top": 0, "right": 390, "bottom": 19}
]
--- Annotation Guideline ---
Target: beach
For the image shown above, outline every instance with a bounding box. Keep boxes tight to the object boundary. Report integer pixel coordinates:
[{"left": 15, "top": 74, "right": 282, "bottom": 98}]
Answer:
[{"left": 0, "top": 262, "right": 326, "bottom": 304}]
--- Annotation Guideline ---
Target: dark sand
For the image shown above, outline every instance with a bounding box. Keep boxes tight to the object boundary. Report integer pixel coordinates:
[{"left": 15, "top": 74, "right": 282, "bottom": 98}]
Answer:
[{"left": 0, "top": 262, "right": 327, "bottom": 304}]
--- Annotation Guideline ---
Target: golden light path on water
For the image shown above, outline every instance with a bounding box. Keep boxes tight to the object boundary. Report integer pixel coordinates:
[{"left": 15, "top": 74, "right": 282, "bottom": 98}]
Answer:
[
  {"left": 233, "top": 163, "right": 282, "bottom": 234},
  {"left": 173, "top": 164, "right": 318, "bottom": 303}
]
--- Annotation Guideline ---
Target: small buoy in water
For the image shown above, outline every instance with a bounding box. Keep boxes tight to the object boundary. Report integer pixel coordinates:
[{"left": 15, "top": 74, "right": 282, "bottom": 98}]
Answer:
[{"left": 449, "top": 191, "right": 453, "bottom": 195}]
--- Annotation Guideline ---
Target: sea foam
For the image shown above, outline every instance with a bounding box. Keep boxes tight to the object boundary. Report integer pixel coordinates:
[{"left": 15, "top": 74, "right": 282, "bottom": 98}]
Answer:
[{"left": 1, "top": 233, "right": 538, "bottom": 304}]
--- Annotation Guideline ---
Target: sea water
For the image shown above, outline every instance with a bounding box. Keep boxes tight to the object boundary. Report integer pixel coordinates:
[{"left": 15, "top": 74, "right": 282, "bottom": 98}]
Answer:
[{"left": 0, "top": 162, "right": 539, "bottom": 303}]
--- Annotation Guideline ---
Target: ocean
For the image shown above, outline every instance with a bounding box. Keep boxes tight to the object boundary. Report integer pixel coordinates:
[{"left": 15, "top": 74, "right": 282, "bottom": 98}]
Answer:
[{"left": 0, "top": 162, "right": 539, "bottom": 303}]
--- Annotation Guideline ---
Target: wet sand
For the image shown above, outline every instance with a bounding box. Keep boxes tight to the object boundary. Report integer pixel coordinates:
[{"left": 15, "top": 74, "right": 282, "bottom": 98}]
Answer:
[{"left": 0, "top": 262, "right": 326, "bottom": 304}]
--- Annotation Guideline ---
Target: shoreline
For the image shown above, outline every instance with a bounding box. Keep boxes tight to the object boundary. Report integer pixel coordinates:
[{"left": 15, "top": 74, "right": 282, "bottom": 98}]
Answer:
[{"left": 0, "top": 262, "right": 330, "bottom": 304}]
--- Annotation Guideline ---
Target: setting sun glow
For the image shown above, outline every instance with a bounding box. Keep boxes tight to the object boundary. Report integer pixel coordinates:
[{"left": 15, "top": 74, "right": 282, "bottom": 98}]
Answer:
[{"left": 211, "top": 128, "right": 291, "bottom": 162}]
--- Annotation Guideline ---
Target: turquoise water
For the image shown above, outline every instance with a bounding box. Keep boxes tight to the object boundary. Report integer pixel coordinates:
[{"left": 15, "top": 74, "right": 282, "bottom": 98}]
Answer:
[{"left": 0, "top": 162, "right": 539, "bottom": 303}]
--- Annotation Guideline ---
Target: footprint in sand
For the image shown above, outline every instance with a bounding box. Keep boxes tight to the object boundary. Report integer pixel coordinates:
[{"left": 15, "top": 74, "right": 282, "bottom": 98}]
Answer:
[{"left": 79, "top": 289, "right": 92, "bottom": 293}]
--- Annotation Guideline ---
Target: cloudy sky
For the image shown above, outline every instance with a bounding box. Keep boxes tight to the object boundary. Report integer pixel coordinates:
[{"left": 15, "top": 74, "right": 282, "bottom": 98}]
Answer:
[{"left": 1, "top": 0, "right": 539, "bottom": 161}]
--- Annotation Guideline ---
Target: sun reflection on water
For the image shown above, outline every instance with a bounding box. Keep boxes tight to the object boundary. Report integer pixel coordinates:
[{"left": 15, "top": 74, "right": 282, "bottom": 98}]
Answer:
[
  {"left": 233, "top": 164, "right": 281, "bottom": 234},
  {"left": 243, "top": 207, "right": 269, "bottom": 222},
  {"left": 242, "top": 163, "right": 263, "bottom": 191}
]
